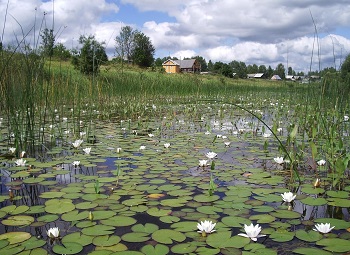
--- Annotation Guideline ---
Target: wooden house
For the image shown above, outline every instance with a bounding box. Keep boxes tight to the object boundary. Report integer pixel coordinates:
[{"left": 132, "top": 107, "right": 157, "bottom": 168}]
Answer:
[{"left": 162, "top": 59, "right": 201, "bottom": 73}]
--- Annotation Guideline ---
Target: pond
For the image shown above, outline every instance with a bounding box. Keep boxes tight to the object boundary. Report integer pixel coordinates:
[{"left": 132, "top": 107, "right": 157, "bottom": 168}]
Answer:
[{"left": 0, "top": 100, "right": 350, "bottom": 255}]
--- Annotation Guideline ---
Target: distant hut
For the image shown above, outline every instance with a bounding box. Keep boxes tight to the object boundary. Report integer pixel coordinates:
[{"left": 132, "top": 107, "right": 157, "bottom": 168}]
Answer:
[{"left": 271, "top": 75, "right": 282, "bottom": 81}]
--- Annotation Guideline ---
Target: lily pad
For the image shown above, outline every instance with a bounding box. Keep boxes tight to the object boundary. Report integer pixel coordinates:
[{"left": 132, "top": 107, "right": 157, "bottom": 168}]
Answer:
[
  {"left": 171, "top": 243, "right": 197, "bottom": 254},
  {"left": 121, "top": 232, "right": 150, "bottom": 242},
  {"left": 52, "top": 242, "right": 83, "bottom": 254},
  {"left": 0, "top": 232, "right": 31, "bottom": 244},
  {"left": 2, "top": 215, "right": 34, "bottom": 226},
  {"left": 293, "top": 247, "right": 332, "bottom": 255},
  {"left": 92, "top": 235, "right": 121, "bottom": 247},
  {"left": 45, "top": 199, "right": 75, "bottom": 214},
  {"left": 295, "top": 230, "right": 322, "bottom": 242},
  {"left": 140, "top": 244, "right": 169, "bottom": 255},
  {"left": 316, "top": 238, "right": 350, "bottom": 253},
  {"left": 151, "top": 229, "right": 186, "bottom": 244},
  {"left": 206, "top": 232, "right": 250, "bottom": 249}
]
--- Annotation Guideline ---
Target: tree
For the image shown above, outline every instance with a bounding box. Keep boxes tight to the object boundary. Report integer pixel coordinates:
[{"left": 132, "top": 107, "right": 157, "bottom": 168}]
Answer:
[
  {"left": 266, "top": 66, "right": 274, "bottom": 78},
  {"left": 229, "top": 60, "right": 247, "bottom": 78},
  {"left": 40, "top": 28, "right": 55, "bottom": 57},
  {"left": 191, "top": 56, "right": 207, "bottom": 72},
  {"left": 258, "top": 65, "right": 267, "bottom": 74},
  {"left": 71, "top": 35, "right": 108, "bottom": 75},
  {"left": 274, "top": 63, "right": 286, "bottom": 79},
  {"left": 340, "top": 53, "right": 350, "bottom": 80},
  {"left": 53, "top": 43, "right": 71, "bottom": 60},
  {"left": 131, "top": 31, "right": 155, "bottom": 67},
  {"left": 207, "top": 60, "right": 214, "bottom": 72},
  {"left": 115, "top": 26, "right": 135, "bottom": 63}
]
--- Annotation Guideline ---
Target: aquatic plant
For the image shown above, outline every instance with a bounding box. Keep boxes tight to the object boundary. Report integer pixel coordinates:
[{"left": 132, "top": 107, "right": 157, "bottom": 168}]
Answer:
[{"left": 238, "top": 223, "right": 266, "bottom": 242}]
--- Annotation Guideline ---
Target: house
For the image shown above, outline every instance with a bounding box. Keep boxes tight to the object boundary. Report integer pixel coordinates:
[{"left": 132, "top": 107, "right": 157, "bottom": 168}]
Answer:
[
  {"left": 247, "top": 73, "right": 265, "bottom": 79},
  {"left": 271, "top": 74, "right": 282, "bottom": 80},
  {"left": 162, "top": 59, "right": 201, "bottom": 73}
]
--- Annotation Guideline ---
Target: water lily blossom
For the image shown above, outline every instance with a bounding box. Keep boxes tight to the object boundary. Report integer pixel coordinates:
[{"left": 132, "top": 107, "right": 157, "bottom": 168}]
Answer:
[
  {"left": 72, "top": 139, "right": 83, "bottom": 148},
  {"left": 47, "top": 227, "right": 60, "bottom": 238},
  {"left": 263, "top": 133, "right": 271, "bottom": 138},
  {"left": 139, "top": 145, "right": 146, "bottom": 150},
  {"left": 83, "top": 147, "right": 91, "bottom": 155},
  {"left": 116, "top": 147, "right": 122, "bottom": 153},
  {"left": 199, "top": 159, "right": 208, "bottom": 167},
  {"left": 148, "top": 133, "right": 154, "bottom": 137},
  {"left": 238, "top": 223, "right": 266, "bottom": 242},
  {"left": 197, "top": 220, "right": 216, "bottom": 236},
  {"left": 164, "top": 143, "right": 170, "bottom": 148},
  {"left": 15, "top": 158, "right": 26, "bottom": 167},
  {"left": 344, "top": 115, "right": 349, "bottom": 121},
  {"left": 313, "top": 223, "right": 335, "bottom": 234},
  {"left": 206, "top": 152, "right": 217, "bottom": 159},
  {"left": 274, "top": 157, "right": 284, "bottom": 164},
  {"left": 317, "top": 159, "right": 326, "bottom": 166},
  {"left": 281, "top": 192, "right": 296, "bottom": 203},
  {"left": 9, "top": 147, "right": 16, "bottom": 154},
  {"left": 72, "top": 161, "right": 80, "bottom": 167},
  {"left": 224, "top": 141, "right": 231, "bottom": 147}
]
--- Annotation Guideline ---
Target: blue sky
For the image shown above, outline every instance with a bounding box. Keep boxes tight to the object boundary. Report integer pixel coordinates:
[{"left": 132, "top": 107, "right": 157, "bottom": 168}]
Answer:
[{"left": 1, "top": 0, "right": 350, "bottom": 72}]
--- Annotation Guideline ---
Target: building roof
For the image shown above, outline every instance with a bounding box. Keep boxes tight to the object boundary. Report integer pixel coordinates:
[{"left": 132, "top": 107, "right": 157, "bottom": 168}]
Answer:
[
  {"left": 271, "top": 74, "right": 282, "bottom": 80},
  {"left": 162, "top": 59, "right": 197, "bottom": 69}
]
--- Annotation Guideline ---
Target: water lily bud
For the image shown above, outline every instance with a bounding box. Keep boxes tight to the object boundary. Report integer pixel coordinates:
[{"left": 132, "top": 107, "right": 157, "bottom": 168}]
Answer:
[
  {"left": 88, "top": 211, "right": 94, "bottom": 221},
  {"left": 313, "top": 178, "right": 320, "bottom": 188}
]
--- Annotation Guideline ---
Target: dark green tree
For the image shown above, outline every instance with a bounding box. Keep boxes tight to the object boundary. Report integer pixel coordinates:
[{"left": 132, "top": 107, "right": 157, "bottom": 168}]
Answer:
[
  {"left": 53, "top": 43, "right": 71, "bottom": 60},
  {"left": 192, "top": 56, "right": 207, "bottom": 72},
  {"left": 40, "top": 28, "right": 55, "bottom": 57},
  {"left": 340, "top": 53, "right": 350, "bottom": 80},
  {"left": 229, "top": 60, "right": 247, "bottom": 78},
  {"left": 258, "top": 65, "right": 267, "bottom": 74},
  {"left": 132, "top": 31, "right": 155, "bottom": 67},
  {"left": 71, "top": 35, "right": 108, "bottom": 75},
  {"left": 207, "top": 60, "right": 214, "bottom": 72},
  {"left": 266, "top": 65, "right": 274, "bottom": 78},
  {"left": 274, "top": 63, "right": 286, "bottom": 79}
]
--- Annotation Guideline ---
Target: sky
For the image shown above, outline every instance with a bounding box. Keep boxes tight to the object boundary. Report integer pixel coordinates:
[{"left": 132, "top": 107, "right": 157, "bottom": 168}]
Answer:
[{"left": 1, "top": 0, "right": 350, "bottom": 73}]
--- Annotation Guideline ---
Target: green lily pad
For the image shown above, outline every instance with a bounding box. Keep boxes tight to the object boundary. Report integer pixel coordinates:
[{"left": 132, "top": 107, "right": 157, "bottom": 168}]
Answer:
[
  {"left": 36, "top": 214, "right": 59, "bottom": 223},
  {"left": 300, "top": 197, "right": 327, "bottom": 206},
  {"left": 62, "top": 232, "right": 94, "bottom": 246},
  {"left": 21, "top": 236, "right": 46, "bottom": 250},
  {"left": 151, "top": 229, "right": 186, "bottom": 244},
  {"left": 82, "top": 225, "right": 115, "bottom": 236},
  {"left": 249, "top": 214, "right": 276, "bottom": 224},
  {"left": 270, "top": 230, "right": 295, "bottom": 242},
  {"left": 292, "top": 247, "right": 332, "bottom": 255},
  {"left": 92, "top": 235, "right": 121, "bottom": 247},
  {"left": 0, "top": 245, "right": 24, "bottom": 255},
  {"left": 45, "top": 199, "right": 75, "bottom": 214},
  {"left": 171, "top": 243, "right": 197, "bottom": 254},
  {"left": 140, "top": 244, "right": 169, "bottom": 255},
  {"left": 316, "top": 238, "right": 350, "bottom": 253},
  {"left": 206, "top": 231, "right": 250, "bottom": 249},
  {"left": 121, "top": 232, "right": 150, "bottom": 242},
  {"left": 100, "top": 216, "right": 136, "bottom": 227},
  {"left": 270, "top": 209, "right": 301, "bottom": 219},
  {"left": 295, "top": 230, "right": 322, "bottom": 242},
  {"left": 17, "top": 247, "right": 48, "bottom": 255},
  {"left": 2, "top": 215, "right": 34, "bottom": 226},
  {"left": 221, "top": 216, "right": 251, "bottom": 227},
  {"left": 327, "top": 198, "right": 350, "bottom": 207},
  {"left": 61, "top": 210, "right": 89, "bottom": 222},
  {"left": 131, "top": 223, "right": 159, "bottom": 234},
  {"left": 52, "top": 242, "right": 83, "bottom": 254},
  {"left": 0, "top": 232, "right": 31, "bottom": 244},
  {"left": 39, "top": 191, "right": 66, "bottom": 199},
  {"left": 147, "top": 207, "right": 171, "bottom": 217}
]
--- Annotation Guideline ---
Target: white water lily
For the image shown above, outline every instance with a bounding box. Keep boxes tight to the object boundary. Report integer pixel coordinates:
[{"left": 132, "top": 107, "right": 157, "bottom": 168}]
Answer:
[
  {"left": 15, "top": 158, "right": 26, "bottom": 167},
  {"left": 116, "top": 147, "right": 122, "bottom": 153},
  {"left": 72, "top": 139, "right": 83, "bottom": 148},
  {"left": 206, "top": 152, "right": 217, "bottom": 159},
  {"left": 263, "top": 133, "right": 271, "bottom": 138},
  {"left": 317, "top": 159, "right": 326, "bottom": 166},
  {"left": 277, "top": 127, "right": 283, "bottom": 132},
  {"left": 72, "top": 161, "right": 80, "bottom": 167},
  {"left": 139, "top": 145, "right": 146, "bottom": 150},
  {"left": 313, "top": 223, "right": 335, "bottom": 234},
  {"left": 148, "top": 133, "right": 154, "bottom": 137},
  {"left": 164, "top": 143, "right": 170, "bottom": 148},
  {"left": 238, "top": 223, "right": 266, "bottom": 242},
  {"left": 344, "top": 115, "right": 349, "bottom": 121},
  {"left": 8, "top": 147, "right": 16, "bottom": 154},
  {"left": 83, "top": 147, "right": 91, "bottom": 155},
  {"left": 224, "top": 141, "right": 231, "bottom": 147},
  {"left": 274, "top": 157, "right": 284, "bottom": 164},
  {"left": 47, "top": 227, "right": 60, "bottom": 238},
  {"left": 281, "top": 192, "right": 296, "bottom": 203},
  {"left": 205, "top": 131, "right": 211, "bottom": 135},
  {"left": 199, "top": 159, "right": 208, "bottom": 167},
  {"left": 197, "top": 220, "right": 216, "bottom": 235}
]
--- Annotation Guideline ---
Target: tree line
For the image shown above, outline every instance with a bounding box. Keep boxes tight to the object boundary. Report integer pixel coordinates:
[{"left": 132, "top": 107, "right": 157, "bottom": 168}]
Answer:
[{"left": 2, "top": 25, "right": 350, "bottom": 79}]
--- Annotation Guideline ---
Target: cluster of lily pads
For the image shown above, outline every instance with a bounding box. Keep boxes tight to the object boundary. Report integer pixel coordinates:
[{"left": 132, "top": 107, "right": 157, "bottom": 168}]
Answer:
[{"left": 0, "top": 99, "right": 350, "bottom": 255}]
